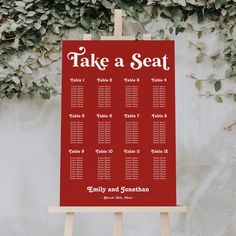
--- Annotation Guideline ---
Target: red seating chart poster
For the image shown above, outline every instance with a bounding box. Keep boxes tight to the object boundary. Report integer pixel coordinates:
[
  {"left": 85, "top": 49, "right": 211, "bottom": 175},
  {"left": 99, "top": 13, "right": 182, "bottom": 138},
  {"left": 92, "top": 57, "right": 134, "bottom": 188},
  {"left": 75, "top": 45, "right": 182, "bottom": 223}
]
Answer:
[{"left": 60, "top": 40, "right": 176, "bottom": 206}]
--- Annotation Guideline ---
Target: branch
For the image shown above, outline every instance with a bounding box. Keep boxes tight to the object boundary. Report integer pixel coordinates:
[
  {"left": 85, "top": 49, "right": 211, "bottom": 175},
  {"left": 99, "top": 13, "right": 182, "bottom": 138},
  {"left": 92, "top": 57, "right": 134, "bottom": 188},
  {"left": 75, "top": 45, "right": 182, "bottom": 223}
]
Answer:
[
  {"left": 224, "top": 121, "right": 236, "bottom": 131},
  {"left": 198, "top": 92, "right": 236, "bottom": 97},
  {"left": 0, "top": 28, "right": 28, "bottom": 43},
  {"left": 186, "top": 74, "right": 229, "bottom": 82}
]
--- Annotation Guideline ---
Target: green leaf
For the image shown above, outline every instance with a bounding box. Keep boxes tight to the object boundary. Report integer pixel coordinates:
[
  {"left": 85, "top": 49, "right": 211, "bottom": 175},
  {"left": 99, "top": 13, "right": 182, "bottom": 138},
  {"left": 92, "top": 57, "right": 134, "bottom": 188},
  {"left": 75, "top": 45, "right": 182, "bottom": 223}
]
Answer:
[
  {"left": 80, "top": 15, "right": 91, "bottom": 30},
  {"left": 159, "top": 29, "right": 165, "bottom": 39},
  {"left": 6, "top": 90, "right": 14, "bottom": 99},
  {"left": 48, "top": 52, "right": 60, "bottom": 61},
  {"left": 15, "top": 6, "right": 26, "bottom": 13},
  {"left": 40, "top": 27, "right": 46, "bottom": 35},
  {"left": 162, "top": 8, "right": 172, "bottom": 18},
  {"left": 26, "top": 19, "right": 34, "bottom": 24},
  {"left": 173, "top": 0, "right": 186, "bottom": 7},
  {"left": 13, "top": 38, "right": 19, "bottom": 49},
  {"left": 214, "top": 80, "right": 221, "bottom": 92},
  {"left": 52, "top": 24, "right": 60, "bottom": 34},
  {"left": 27, "top": 11, "right": 36, "bottom": 17},
  {"left": 187, "top": 23, "right": 193, "bottom": 31},
  {"left": 215, "top": 0, "right": 221, "bottom": 10},
  {"left": 151, "top": 5, "right": 158, "bottom": 18},
  {"left": 229, "top": 8, "right": 236, "bottom": 16},
  {"left": 9, "top": 61, "right": 19, "bottom": 70},
  {"left": 25, "top": 3, "right": 33, "bottom": 10},
  {"left": 195, "top": 80, "right": 202, "bottom": 91},
  {"left": 12, "top": 76, "right": 20, "bottom": 84},
  {"left": 196, "top": 53, "right": 204, "bottom": 63},
  {"left": 223, "top": 47, "right": 231, "bottom": 55},
  {"left": 38, "top": 57, "right": 51, "bottom": 66},
  {"left": 22, "top": 66, "right": 32, "bottom": 74},
  {"left": 133, "top": 4, "right": 144, "bottom": 13},
  {"left": 175, "top": 26, "right": 185, "bottom": 35},
  {"left": 34, "top": 22, "right": 41, "bottom": 30},
  {"left": 1, "top": 83, "right": 9, "bottom": 90},
  {"left": 215, "top": 0, "right": 226, "bottom": 10},
  {"left": 221, "top": 9, "right": 227, "bottom": 16},
  {"left": 15, "top": 1, "right": 26, "bottom": 7},
  {"left": 197, "top": 9, "right": 204, "bottom": 23},
  {"left": 40, "top": 14, "right": 48, "bottom": 21},
  {"left": 225, "top": 67, "right": 233, "bottom": 77},
  {"left": 36, "top": 8, "right": 45, "bottom": 14},
  {"left": 40, "top": 88, "right": 50, "bottom": 99},
  {"left": 215, "top": 95, "right": 223, "bottom": 103},
  {"left": 101, "top": 0, "right": 116, "bottom": 9},
  {"left": 198, "top": 31, "right": 203, "bottom": 39}
]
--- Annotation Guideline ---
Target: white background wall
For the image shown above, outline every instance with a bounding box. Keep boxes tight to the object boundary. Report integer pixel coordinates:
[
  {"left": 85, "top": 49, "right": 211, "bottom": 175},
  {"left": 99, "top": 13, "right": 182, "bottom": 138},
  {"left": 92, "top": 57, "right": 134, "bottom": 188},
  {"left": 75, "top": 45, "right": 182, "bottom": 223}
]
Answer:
[{"left": 0, "top": 19, "right": 236, "bottom": 236}]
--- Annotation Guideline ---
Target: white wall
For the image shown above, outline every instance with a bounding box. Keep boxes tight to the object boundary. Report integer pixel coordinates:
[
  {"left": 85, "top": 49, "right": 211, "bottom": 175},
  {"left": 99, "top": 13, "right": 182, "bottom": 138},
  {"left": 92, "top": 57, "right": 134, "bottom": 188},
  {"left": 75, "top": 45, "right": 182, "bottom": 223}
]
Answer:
[{"left": 0, "top": 21, "right": 236, "bottom": 236}]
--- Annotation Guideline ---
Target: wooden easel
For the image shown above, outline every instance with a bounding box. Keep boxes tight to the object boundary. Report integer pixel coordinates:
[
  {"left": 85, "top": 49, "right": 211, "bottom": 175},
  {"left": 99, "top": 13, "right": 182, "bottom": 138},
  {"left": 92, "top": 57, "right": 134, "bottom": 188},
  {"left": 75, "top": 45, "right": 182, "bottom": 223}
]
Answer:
[
  {"left": 50, "top": 9, "right": 187, "bottom": 236},
  {"left": 49, "top": 206, "right": 187, "bottom": 236}
]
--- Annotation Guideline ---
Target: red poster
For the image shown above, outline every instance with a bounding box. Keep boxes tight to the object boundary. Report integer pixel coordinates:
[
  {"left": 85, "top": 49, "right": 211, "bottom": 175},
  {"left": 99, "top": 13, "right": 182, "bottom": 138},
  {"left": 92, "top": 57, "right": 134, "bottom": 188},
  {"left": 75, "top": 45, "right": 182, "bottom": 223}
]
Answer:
[{"left": 60, "top": 40, "right": 176, "bottom": 206}]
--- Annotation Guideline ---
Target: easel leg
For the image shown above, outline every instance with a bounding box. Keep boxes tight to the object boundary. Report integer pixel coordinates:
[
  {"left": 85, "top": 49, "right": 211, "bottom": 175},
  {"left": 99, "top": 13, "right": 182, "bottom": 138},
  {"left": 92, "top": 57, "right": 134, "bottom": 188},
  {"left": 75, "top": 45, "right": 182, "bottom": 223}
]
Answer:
[
  {"left": 114, "top": 212, "right": 122, "bottom": 236},
  {"left": 160, "top": 212, "right": 170, "bottom": 236},
  {"left": 64, "top": 212, "right": 74, "bottom": 236}
]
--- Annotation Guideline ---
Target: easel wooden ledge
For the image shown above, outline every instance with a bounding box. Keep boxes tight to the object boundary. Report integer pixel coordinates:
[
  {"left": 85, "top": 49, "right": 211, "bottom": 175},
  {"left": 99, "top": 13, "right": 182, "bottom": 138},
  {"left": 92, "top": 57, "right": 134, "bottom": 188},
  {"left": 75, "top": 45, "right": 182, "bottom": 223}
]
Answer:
[
  {"left": 53, "top": 9, "right": 187, "bottom": 236},
  {"left": 49, "top": 205, "right": 187, "bottom": 236}
]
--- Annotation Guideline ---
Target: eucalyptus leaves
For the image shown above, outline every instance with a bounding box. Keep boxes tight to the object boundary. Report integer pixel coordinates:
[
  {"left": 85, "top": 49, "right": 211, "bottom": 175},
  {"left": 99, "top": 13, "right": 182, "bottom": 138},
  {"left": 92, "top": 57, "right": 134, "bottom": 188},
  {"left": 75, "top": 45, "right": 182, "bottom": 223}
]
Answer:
[
  {"left": 0, "top": 0, "right": 235, "bottom": 100},
  {"left": 187, "top": 39, "right": 236, "bottom": 103}
]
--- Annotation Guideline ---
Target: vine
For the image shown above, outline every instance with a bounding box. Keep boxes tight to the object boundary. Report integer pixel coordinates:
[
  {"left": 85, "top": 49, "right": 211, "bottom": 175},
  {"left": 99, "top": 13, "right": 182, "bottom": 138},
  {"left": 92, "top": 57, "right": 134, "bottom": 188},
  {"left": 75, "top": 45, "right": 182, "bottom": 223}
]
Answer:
[{"left": 0, "top": 0, "right": 235, "bottom": 101}]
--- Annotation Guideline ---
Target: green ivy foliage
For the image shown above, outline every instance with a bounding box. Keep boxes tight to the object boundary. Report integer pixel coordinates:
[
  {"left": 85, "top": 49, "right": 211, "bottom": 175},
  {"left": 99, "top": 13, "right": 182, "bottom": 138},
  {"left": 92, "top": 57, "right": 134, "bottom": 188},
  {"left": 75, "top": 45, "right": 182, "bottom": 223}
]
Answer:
[{"left": 0, "top": 0, "right": 235, "bottom": 99}]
